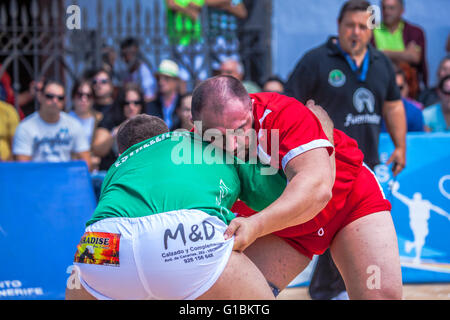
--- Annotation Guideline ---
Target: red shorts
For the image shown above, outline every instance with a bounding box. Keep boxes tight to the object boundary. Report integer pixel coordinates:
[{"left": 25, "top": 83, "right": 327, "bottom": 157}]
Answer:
[{"left": 233, "top": 164, "right": 391, "bottom": 260}]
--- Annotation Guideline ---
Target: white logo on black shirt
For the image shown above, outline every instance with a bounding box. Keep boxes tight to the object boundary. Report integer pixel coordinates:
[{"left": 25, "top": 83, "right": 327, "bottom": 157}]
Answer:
[
  {"left": 343, "top": 88, "right": 380, "bottom": 127},
  {"left": 353, "top": 88, "right": 375, "bottom": 113}
]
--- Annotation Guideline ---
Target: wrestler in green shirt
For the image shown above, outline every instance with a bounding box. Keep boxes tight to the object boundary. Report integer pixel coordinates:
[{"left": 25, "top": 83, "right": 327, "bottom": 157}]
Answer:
[{"left": 86, "top": 131, "right": 286, "bottom": 227}]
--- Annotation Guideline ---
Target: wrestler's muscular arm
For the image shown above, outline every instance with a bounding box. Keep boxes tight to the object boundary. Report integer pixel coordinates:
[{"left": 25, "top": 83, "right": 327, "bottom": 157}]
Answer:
[{"left": 225, "top": 148, "right": 334, "bottom": 252}]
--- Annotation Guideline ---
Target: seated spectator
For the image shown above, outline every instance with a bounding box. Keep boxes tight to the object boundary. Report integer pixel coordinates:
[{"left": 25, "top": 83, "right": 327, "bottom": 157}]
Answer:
[
  {"left": 145, "top": 59, "right": 182, "bottom": 130},
  {"left": 373, "top": 0, "right": 428, "bottom": 98},
  {"left": 423, "top": 75, "right": 450, "bottom": 132},
  {"left": 381, "top": 67, "right": 425, "bottom": 132},
  {"left": 2, "top": 66, "right": 42, "bottom": 119},
  {"left": 0, "top": 100, "right": 20, "bottom": 161},
  {"left": 68, "top": 78, "right": 102, "bottom": 171},
  {"left": 175, "top": 92, "right": 194, "bottom": 131},
  {"left": 219, "top": 58, "right": 261, "bottom": 93},
  {"left": 418, "top": 55, "right": 450, "bottom": 108},
  {"left": 19, "top": 79, "right": 44, "bottom": 119},
  {"left": 0, "top": 64, "right": 16, "bottom": 106},
  {"left": 101, "top": 45, "right": 118, "bottom": 81},
  {"left": 262, "top": 75, "right": 285, "bottom": 93},
  {"left": 118, "top": 37, "right": 157, "bottom": 103},
  {"left": 90, "top": 68, "right": 117, "bottom": 120},
  {"left": 92, "top": 83, "right": 145, "bottom": 171},
  {"left": 69, "top": 79, "right": 102, "bottom": 144},
  {"left": 12, "top": 79, "right": 91, "bottom": 169}
]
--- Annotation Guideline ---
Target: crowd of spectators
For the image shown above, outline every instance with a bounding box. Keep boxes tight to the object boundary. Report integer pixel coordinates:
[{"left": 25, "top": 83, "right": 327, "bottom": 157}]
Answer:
[
  {"left": 0, "top": 0, "right": 448, "bottom": 173},
  {"left": 0, "top": 0, "right": 448, "bottom": 175}
]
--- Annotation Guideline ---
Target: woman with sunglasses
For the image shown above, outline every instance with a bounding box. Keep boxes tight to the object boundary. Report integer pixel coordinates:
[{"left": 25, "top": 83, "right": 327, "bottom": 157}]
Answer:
[
  {"left": 69, "top": 79, "right": 102, "bottom": 144},
  {"left": 92, "top": 83, "right": 144, "bottom": 173},
  {"left": 69, "top": 79, "right": 103, "bottom": 172},
  {"left": 90, "top": 68, "right": 116, "bottom": 120}
]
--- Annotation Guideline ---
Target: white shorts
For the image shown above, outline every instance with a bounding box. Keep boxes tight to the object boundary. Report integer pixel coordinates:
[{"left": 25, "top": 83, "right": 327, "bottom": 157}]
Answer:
[{"left": 73, "top": 209, "right": 234, "bottom": 300}]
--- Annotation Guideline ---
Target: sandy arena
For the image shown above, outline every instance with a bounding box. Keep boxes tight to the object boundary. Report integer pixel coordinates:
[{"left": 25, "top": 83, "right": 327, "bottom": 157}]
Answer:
[{"left": 278, "top": 284, "right": 450, "bottom": 300}]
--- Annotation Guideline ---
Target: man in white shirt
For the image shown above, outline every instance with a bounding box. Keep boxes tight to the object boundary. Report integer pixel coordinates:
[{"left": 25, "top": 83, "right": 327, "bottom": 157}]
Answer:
[{"left": 13, "top": 80, "right": 91, "bottom": 170}]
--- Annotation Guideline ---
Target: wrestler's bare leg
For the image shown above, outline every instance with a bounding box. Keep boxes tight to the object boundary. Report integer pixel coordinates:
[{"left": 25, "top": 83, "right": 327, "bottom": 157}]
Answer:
[
  {"left": 330, "top": 211, "right": 403, "bottom": 299},
  {"left": 197, "top": 250, "right": 275, "bottom": 300},
  {"left": 243, "top": 234, "right": 311, "bottom": 291}
]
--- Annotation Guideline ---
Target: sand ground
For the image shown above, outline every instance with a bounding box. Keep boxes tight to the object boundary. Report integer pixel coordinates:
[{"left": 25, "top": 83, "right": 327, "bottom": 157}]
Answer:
[{"left": 277, "top": 284, "right": 450, "bottom": 300}]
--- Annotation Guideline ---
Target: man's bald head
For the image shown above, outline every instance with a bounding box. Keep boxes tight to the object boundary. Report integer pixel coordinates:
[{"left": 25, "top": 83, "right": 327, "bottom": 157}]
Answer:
[{"left": 191, "top": 75, "right": 251, "bottom": 124}]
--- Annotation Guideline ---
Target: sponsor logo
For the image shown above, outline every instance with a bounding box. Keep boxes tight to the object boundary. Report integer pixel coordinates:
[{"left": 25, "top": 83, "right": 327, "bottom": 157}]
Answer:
[
  {"left": 343, "top": 88, "right": 379, "bottom": 127},
  {"left": 74, "top": 232, "right": 120, "bottom": 266},
  {"left": 328, "top": 69, "right": 346, "bottom": 87}
]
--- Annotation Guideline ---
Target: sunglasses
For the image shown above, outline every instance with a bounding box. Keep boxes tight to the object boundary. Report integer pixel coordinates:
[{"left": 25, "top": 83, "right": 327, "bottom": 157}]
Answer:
[
  {"left": 76, "top": 92, "right": 93, "bottom": 99},
  {"left": 44, "top": 93, "right": 65, "bottom": 102},
  {"left": 124, "top": 100, "right": 142, "bottom": 106},
  {"left": 92, "top": 78, "right": 109, "bottom": 85}
]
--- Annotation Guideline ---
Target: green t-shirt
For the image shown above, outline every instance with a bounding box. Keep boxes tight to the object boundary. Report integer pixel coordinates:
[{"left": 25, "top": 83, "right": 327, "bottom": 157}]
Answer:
[
  {"left": 373, "top": 21, "right": 405, "bottom": 52},
  {"left": 86, "top": 131, "right": 287, "bottom": 227},
  {"left": 167, "top": 0, "right": 205, "bottom": 46}
]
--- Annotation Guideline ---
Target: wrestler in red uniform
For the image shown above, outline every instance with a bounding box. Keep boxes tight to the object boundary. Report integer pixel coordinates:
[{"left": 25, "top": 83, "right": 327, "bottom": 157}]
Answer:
[
  {"left": 233, "top": 92, "right": 391, "bottom": 259},
  {"left": 193, "top": 76, "right": 402, "bottom": 299}
]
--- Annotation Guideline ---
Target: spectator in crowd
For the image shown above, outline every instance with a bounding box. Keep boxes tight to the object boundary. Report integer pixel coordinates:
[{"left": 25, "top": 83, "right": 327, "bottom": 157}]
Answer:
[
  {"left": 0, "top": 64, "right": 16, "bottom": 106},
  {"left": 90, "top": 68, "right": 117, "bottom": 121},
  {"left": 18, "top": 78, "right": 44, "bottom": 119},
  {"left": 101, "top": 45, "right": 118, "bottom": 82},
  {"left": 118, "top": 37, "right": 157, "bottom": 103},
  {"left": 165, "top": 0, "right": 208, "bottom": 91},
  {"left": 262, "top": 75, "right": 285, "bottom": 93},
  {"left": 68, "top": 78, "right": 103, "bottom": 171},
  {"left": 206, "top": 0, "right": 247, "bottom": 72},
  {"left": 373, "top": 0, "right": 428, "bottom": 98},
  {"left": 12, "top": 79, "right": 91, "bottom": 170},
  {"left": 219, "top": 58, "right": 261, "bottom": 93},
  {"left": 381, "top": 67, "right": 425, "bottom": 132},
  {"left": 418, "top": 55, "right": 450, "bottom": 108},
  {"left": 145, "top": 59, "right": 182, "bottom": 130},
  {"left": 90, "top": 82, "right": 145, "bottom": 200},
  {"left": 69, "top": 79, "right": 102, "bottom": 144},
  {"left": 92, "top": 83, "right": 145, "bottom": 172},
  {"left": 7, "top": 72, "right": 44, "bottom": 120},
  {"left": 285, "top": 0, "right": 406, "bottom": 300},
  {"left": 0, "top": 99, "right": 20, "bottom": 161},
  {"left": 423, "top": 75, "right": 450, "bottom": 132},
  {"left": 175, "top": 92, "right": 194, "bottom": 131}
]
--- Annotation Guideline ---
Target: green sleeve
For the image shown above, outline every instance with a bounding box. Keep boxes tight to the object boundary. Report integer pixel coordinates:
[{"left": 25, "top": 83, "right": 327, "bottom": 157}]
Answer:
[
  {"left": 236, "top": 161, "right": 287, "bottom": 212},
  {"left": 175, "top": 0, "right": 191, "bottom": 7},
  {"left": 191, "top": 0, "right": 205, "bottom": 5}
]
